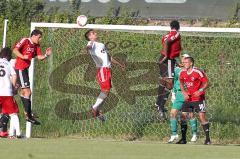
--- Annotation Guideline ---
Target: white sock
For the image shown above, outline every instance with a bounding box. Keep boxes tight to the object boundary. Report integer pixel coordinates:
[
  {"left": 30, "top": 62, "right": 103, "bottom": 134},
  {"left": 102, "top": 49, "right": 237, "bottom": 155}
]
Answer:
[
  {"left": 9, "top": 114, "right": 21, "bottom": 136},
  {"left": 9, "top": 115, "right": 15, "bottom": 136},
  {"left": 92, "top": 92, "right": 107, "bottom": 110}
]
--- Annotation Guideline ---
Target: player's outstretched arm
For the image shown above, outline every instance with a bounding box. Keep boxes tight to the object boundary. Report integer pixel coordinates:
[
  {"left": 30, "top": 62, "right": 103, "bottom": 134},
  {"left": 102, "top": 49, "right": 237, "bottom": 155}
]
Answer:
[
  {"left": 37, "top": 47, "right": 52, "bottom": 60},
  {"left": 111, "top": 57, "right": 125, "bottom": 71}
]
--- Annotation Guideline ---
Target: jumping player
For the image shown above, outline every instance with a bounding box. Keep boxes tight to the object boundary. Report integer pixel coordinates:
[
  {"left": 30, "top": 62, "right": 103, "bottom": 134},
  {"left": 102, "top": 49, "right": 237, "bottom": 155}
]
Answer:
[
  {"left": 13, "top": 29, "right": 52, "bottom": 125},
  {"left": 155, "top": 20, "right": 182, "bottom": 119},
  {"left": 85, "top": 29, "right": 125, "bottom": 121}
]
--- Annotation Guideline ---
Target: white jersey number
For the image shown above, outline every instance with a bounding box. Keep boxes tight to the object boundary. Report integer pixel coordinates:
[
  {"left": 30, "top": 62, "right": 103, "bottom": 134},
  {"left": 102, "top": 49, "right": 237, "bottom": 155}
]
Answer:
[{"left": 0, "top": 66, "right": 6, "bottom": 77}]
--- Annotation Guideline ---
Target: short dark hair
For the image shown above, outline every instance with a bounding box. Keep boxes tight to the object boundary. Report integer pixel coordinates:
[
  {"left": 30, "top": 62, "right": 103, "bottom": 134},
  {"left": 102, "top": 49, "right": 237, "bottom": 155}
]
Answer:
[
  {"left": 31, "top": 29, "right": 42, "bottom": 37},
  {"left": 84, "top": 29, "right": 94, "bottom": 41},
  {"left": 185, "top": 57, "right": 194, "bottom": 66},
  {"left": 0, "top": 47, "right": 12, "bottom": 61},
  {"left": 170, "top": 20, "right": 180, "bottom": 30}
]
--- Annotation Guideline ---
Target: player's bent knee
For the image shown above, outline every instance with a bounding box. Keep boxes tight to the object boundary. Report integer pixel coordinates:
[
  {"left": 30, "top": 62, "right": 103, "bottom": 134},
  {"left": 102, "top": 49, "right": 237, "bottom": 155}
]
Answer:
[
  {"left": 160, "top": 78, "right": 173, "bottom": 89},
  {"left": 170, "top": 109, "right": 178, "bottom": 118},
  {"left": 180, "top": 113, "right": 188, "bottom": 121},
  {"left": 166, "top": 84, "right": 173, "bottom": 90},
  {"left": 189, "top": 112, "right": 195, "bottom": 118},
  {"left": 199, "top": 113, "right": 207, "bottom": 123},
  {"left": 165, "top": 80, "right": 173, "bottom": 89},
  {"left": 21, "top": 88, "right": 32, "bottom": 97}
]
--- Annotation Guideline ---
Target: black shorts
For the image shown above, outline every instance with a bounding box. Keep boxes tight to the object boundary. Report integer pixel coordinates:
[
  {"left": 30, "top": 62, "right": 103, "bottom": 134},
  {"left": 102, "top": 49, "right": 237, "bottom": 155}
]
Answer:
[
  {"left": 15, "top": 68, "right": 30, "bottom": 88},
  {"left": 182, "top": 100, "right": 206, "bottom": 113},
  {"left": 158, "top": 56, "right": 175, "bottom": 78}
]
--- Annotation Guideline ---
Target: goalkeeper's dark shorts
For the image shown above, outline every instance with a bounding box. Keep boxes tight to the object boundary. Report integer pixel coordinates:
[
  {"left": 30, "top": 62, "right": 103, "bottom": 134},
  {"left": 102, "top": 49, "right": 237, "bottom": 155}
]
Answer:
[{"left": 158, "top": 56, "right": 176, "bottom": 78}]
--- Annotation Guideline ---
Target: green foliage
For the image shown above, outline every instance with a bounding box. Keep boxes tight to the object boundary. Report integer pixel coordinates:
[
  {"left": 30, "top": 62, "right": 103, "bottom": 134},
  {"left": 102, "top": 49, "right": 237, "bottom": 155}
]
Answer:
[
  {"left": 228, "top": 0, "right": 240, "bottom": 27},
  {"left": 0, "top": 0, "right": 45, "bottom": 27}
]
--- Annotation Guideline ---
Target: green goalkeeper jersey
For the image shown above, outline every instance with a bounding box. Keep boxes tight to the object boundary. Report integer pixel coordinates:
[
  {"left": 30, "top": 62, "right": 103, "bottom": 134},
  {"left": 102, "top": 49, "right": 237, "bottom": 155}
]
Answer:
[{"left": 173, "top": 66, "right": 182, "bottom": 93}]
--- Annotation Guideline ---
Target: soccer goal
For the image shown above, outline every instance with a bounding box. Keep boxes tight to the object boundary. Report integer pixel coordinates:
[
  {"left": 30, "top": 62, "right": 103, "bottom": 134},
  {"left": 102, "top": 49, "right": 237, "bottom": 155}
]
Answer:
[{"left": 27, "top": 22, "right": 240, "bottom": 142}]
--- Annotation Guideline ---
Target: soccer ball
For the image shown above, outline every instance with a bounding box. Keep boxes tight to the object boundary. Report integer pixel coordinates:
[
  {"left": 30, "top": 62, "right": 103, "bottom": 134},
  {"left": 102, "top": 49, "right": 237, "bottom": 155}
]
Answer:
[{"left": 77, "top": 15, "right": 88, "bottom": 26}]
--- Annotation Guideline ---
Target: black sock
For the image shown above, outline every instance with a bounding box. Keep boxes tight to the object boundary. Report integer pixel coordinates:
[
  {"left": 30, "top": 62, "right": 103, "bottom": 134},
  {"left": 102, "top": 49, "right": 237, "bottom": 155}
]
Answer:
[
  {"left": 156, "top": 86, "right": 170, "bottom": 110},
  {"left": 0, "top": 114, "right": 9, "bottom": 128},
  {"left": 2, "top": 123, "right": 8, "bottom": 132},
  {"left": 202, "top": 123, "right": 210, "bottom": 141},
  {"left": 180, "top": 121, "right": 187, "bottom": 141},
  {"left": 21, "top": 96, "right": 32, "bottom": 118}
]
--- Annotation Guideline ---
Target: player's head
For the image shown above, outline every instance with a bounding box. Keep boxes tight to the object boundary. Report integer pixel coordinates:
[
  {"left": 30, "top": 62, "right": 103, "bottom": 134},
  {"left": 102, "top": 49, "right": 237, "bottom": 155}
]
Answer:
[
  {"left": 30, "top": 29, "right": 42, "bottom": 44},
  {"left": 179, "top": 53, "right": 191, "bottom": 67},
  {"left": 170, "top": 20, "right": 180, "bottom": 30},
  {"left": 85, "top": 29, "right": 97, "bottom": 41},
  {"left": 182, "top": 56, "right": 194, "bottom": 69},
  {"left": 181, "top": 53, "right": 191, "bottom": 61},
  {"left": 0, "top": 47, "right": 12, "bottom": 61}
]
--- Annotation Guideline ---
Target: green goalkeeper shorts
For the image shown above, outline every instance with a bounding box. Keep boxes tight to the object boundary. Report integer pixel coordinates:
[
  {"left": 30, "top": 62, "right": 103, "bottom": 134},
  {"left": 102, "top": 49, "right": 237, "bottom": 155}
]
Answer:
[{"left": 172, "top": 91, "right": 185, "bottom": 110}]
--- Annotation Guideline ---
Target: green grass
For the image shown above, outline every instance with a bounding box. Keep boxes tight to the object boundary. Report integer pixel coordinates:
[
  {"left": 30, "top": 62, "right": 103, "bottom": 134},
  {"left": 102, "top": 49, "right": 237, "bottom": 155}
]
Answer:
[{"left": 0, "top": 138, "right": 239, "bottom": 159}]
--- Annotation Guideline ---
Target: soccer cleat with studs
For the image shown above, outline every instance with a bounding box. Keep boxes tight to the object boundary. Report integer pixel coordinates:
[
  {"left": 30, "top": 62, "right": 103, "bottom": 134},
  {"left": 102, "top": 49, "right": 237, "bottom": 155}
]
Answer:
[
  {"left": 91, "top": 107, "right": 100, "bottom": 118},
  {"left": 176, "top": 138, "right": 187, "bottom": 144},
  {"left": 98, "top": 110, "right": 106, "bottom": 122},
  {"left": 26, "top": 117, "right": 41, "bottom": 125},
  {"left": 168, "top": 134, "right": 179, "bottom": 143},
  {"left": 204, "top": 139, "right": 211, "bottom": 145},
  {"left": 8, "top": 135, "right": 24, "bottom": 139},
  {"left": 190, "top": 134, "right": 198, "bottom": 142},
  {"left": 98, "top": 115, "right": 106, "bottom": 122},
  {"left": 91, "top": 108, "right": 106, "bottom": 122},
  {"left": 0, "top": 131, "right": 8, "bottom": 138}
]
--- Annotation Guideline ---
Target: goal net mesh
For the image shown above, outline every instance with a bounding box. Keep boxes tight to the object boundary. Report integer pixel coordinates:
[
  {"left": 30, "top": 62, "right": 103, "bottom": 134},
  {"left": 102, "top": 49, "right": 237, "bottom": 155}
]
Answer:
[{"left": 31, "top": 25, "right": 240, "bottom": 143}]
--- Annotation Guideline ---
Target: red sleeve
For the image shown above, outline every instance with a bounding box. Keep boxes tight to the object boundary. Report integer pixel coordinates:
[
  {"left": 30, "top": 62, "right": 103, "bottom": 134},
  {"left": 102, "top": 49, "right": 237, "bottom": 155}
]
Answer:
[
  {"left": 167, "top": 32, "right": 180, "bottom": 42},
  {"left": 200, "top": 74, "right": 208, "bottom": 83},
  {"left": 14, "top": 38, "right": 27, "bottom": 50},
  {"left": 196, "top": 68, "right": 208, "bottom": 83},
  {"left": 36, "top": 44, "right": 43, "bottom": 56}
]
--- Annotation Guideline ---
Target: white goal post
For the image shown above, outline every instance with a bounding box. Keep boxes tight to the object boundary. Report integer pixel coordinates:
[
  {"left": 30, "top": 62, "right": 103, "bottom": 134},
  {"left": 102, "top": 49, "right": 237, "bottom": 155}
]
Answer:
[{"left": 27, "top": 22, "right": 240, "bottom": 138}]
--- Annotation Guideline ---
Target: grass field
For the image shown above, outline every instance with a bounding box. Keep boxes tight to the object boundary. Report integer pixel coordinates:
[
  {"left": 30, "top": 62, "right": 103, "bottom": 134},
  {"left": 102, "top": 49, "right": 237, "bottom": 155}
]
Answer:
[{"left": 0, "top": 138, "right": 239, "bottom": 159}]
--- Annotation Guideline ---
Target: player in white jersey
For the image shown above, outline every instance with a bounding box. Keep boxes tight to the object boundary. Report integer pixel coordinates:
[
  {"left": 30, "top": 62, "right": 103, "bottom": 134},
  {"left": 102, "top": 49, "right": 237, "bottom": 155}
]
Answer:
[
  {"left": 0, "top": 47, "right": 22, "bottom": 138},
  {"left": 85, "top": 29, "right": 125, "bottom": 121}
]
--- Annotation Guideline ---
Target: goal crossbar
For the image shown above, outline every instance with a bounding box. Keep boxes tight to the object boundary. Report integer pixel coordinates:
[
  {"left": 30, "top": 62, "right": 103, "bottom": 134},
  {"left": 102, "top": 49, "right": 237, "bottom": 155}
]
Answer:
[{"left": 31, "top": 22, "right": 240, "bottom": 33}]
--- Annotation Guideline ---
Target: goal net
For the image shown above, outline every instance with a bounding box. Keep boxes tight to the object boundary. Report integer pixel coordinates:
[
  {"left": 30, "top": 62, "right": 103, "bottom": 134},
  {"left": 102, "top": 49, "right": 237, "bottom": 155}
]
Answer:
[{"left": 29, "top": 23, "right": 240, "bottom": 143}]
